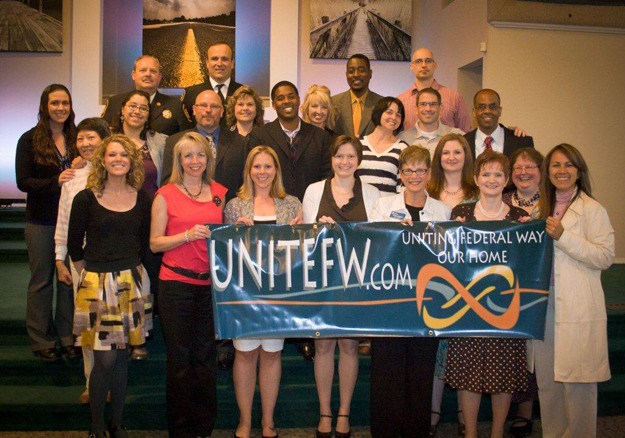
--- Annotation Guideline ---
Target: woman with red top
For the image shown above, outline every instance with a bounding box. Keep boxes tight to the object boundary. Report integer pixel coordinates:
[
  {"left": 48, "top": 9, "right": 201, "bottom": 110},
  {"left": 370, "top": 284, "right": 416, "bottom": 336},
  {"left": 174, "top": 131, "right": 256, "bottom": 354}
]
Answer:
[{"left": 150, "top": 131, "right": 227, "bottom": 438}]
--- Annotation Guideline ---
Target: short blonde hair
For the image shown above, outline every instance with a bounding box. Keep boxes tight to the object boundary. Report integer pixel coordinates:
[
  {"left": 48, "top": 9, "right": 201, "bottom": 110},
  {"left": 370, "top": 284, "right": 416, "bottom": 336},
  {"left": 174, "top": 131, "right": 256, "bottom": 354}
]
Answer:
[
  {"left": 301, "top": 84, "right": 336, "bottom": 130},
  {"left": 399, "top": 145, "right": 431, "bottom": 170},
  {"left": 87, "top": 134, "right": 145, "bottom": 196},
  {"left": 237, "top": 146, "right": 286, "bottom": 200},
  {"left": 169, "top": 132, "right": 215, "bottom": 185}
]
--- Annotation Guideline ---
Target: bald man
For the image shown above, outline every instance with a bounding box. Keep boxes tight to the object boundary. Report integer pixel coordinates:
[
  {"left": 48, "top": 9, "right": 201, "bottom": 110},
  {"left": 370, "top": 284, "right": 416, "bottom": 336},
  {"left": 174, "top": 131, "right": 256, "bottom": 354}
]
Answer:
[{"left": 397, "top": 48, "right": 471, "bottom": 132}]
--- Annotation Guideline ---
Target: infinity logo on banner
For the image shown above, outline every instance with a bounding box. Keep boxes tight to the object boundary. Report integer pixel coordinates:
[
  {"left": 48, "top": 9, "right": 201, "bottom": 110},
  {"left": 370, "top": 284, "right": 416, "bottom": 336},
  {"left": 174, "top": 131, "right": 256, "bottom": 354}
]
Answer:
[{"left": 208, "top": 221, "right": 552, "bottom": 339}]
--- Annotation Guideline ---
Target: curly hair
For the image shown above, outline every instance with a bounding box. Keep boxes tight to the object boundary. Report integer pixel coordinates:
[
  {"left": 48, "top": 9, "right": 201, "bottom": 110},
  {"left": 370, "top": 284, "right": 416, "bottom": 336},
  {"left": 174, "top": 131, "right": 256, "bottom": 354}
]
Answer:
[
  {"left": 32, "top": 84, "right": 77, "bottom": 166},
  {"left": 225, "top": 85, "right": 265, "bottom": 129},
  {"left": 87, "top": 134, "right": 145, "bottom": 196},
  {"left": 300, "top": 84, "right": 336, "bottom": 130}
]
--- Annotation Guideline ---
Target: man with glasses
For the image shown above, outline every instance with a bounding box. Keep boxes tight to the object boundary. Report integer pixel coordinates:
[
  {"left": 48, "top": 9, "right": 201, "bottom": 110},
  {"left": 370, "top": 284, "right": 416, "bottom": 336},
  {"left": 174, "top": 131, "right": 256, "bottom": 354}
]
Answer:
[
  {"left": 465, "top": 89, "right": 534, "bottom": 159},
  {"left": 102, "top": 55, "right": 191, "bottom": 135},
  {"left": 398, "top": 88, "right": 464, "bottom": 157},
  {"left": 161, "top": 89, "right": 246, "bottom": 202},
  {"left": 398, "top": 48, "right": 471, "bottom": 132}
]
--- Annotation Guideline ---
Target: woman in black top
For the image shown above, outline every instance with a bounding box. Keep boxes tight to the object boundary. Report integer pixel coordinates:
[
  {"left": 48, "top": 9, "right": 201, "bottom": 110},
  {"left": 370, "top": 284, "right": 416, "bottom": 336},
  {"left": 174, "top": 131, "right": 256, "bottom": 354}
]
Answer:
[
  {"left": 15, "top": 84, "right": 79, "bottom": 362},
  {"left": 69, "top": 134, "right": 151, "bottom": 438}
]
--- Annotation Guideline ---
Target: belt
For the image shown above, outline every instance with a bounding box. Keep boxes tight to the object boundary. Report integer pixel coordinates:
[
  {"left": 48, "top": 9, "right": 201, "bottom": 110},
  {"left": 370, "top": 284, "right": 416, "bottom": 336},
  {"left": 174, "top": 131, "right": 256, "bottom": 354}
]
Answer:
[{"left": 162, "top": 262, "right": 210, "bottom": 281}]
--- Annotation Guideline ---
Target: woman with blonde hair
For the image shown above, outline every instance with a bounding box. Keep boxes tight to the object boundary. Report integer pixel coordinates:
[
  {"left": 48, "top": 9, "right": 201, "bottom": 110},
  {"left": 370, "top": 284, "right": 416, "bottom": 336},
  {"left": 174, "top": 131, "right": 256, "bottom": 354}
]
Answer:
[
  {"left": 301, "top": 84, "right": 337, "bottom": 137},
  {"left": 224, "top": 145, "right": 302, "bottom": 438},
  {"left": 150, "top": 131, "right": 227, "bottom": 437},
  {"left": 69, "top": 134, "right": 152, "bottom": 438},
  {"left": 225, "top": 85, "right": 265, "bottom": 137}
]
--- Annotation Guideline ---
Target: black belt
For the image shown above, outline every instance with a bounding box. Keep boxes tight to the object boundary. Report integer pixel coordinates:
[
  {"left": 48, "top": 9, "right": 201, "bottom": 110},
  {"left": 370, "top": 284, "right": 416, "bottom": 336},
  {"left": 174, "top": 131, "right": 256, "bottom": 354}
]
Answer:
[{"left": 162, "top": 262, "right": 210, "bottom": 281}]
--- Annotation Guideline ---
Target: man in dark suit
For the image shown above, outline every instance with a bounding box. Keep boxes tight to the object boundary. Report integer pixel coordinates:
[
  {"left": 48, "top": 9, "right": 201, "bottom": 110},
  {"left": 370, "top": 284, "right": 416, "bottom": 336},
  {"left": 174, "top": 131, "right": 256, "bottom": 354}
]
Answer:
[
  {"left": 101, "top": 55, "right": 191, "bottom": 136},
  {"left": 332, "top": 53, "right": 383, "bottom": 139},
  {"left": 161, "top": 90, "right": 246, "bottom": 203},
  {"left": 465, "top": 89, "right": 534, "bottom": 160},
  {"left": 248, "top": 80, "right": 331, "bottom": 201},
  {"left": 181, "top": 42, "right": 242, "bottom": 125}
]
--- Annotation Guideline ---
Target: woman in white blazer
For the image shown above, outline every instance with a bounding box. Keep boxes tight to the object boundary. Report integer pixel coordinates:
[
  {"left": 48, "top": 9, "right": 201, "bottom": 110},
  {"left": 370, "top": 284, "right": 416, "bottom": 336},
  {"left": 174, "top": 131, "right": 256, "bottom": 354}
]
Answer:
[
  {"left": 535, "top": 143, "right": 614, "bottom": 438},
  {"left": 302, "top": 135, "right": 380, "bottom": 438},
  {"left": 368, "top": 145, "right": 451, "bottom": 437}
]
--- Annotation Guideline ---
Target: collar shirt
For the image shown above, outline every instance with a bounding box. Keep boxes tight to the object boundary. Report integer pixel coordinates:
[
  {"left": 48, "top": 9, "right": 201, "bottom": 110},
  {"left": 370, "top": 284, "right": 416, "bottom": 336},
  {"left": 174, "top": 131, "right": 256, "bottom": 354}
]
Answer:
[
  {"left": 475, "top": 124, "right": 505, "bottom": 156},
  {"left": 279, "top": 118, "right": 302, "bottom": 144},
  {"left": 397, "top": 121, "right": 463, "bottom": 158}
]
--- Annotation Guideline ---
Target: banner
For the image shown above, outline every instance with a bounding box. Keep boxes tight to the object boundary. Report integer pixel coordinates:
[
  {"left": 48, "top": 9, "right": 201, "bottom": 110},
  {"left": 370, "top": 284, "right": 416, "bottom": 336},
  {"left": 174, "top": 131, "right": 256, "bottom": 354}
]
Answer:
[{"left": 209, "top": 220, "right": 552, "bottom": 340}]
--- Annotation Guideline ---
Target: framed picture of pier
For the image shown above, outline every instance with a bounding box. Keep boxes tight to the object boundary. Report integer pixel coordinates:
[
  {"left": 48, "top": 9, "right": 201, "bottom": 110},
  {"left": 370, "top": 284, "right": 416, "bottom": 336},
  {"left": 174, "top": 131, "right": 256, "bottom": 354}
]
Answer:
[
  {"left": 0, "top": 0, "right": 63, "bottom": 52},
  {"left": 143, "top": 0, "right": 236, "bottom": 89},
  {"left": 309, "top": 0, "right": 411, "bottom": 61}
]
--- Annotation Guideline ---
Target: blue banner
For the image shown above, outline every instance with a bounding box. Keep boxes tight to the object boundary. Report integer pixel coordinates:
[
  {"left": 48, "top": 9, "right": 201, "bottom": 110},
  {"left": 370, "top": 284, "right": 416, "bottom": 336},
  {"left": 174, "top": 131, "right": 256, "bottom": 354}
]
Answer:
[{"left": 209, "top": 220, "right": 552, "bottom": 340}]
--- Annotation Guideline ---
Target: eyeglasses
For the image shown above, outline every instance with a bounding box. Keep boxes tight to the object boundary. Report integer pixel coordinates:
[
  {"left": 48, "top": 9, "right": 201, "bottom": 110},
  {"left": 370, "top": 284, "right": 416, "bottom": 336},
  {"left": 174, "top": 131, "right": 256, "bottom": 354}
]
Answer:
[
  {"left": 412, "top": 58, "right": 434, "bottom": 65},
  {"left": 194, "top": 103, "right": 222, "bottom": 111},
  {"left": 475, "top": 103, "right": 500, "bottom": 111},
  {"left": 401, "top": 168, "right": 428, "bottom": 176},
  {"left": 126, "top": 103, "right": 149, "bottom": 113},
  {"left": 512, "top": 164, "right": 538, "bottom": 172},
  {"left": 418, "top": 101, "right": 440, "bottom": 108}
]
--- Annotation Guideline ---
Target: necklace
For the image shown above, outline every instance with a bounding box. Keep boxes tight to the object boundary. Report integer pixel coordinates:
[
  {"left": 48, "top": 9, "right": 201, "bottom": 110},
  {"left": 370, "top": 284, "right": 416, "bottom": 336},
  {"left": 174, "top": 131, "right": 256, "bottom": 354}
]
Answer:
[
  {"left": 513, "top": 191, "right": 539, "bottom": 208},
  {"left": 331, "top": 180, "right": 352, "bottom": 196},
  {"left": 443, "top": 186, "right": 462, "bottom": 196},
  {"left": 182, "top": 180, "right": 203, "bottom": 200},
  {"left": 476, "top": 200, "right": 505, "bottom": 219}
]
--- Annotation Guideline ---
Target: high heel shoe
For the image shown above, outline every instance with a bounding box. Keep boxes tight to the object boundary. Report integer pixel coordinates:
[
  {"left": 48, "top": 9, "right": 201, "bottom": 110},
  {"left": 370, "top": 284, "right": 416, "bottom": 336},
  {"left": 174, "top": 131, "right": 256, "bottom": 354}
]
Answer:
[
  {"left": 429, "top": 411, "right": 441, "bottom": 437},
  {"left": 316, "top": 414, "right": 333, "bottom": 438},
  {"left": 509, "top": 416, "right": 533, "bottom": 438},
  {"left": 335, "top": 414, "right": 351, "bottom": 438}
]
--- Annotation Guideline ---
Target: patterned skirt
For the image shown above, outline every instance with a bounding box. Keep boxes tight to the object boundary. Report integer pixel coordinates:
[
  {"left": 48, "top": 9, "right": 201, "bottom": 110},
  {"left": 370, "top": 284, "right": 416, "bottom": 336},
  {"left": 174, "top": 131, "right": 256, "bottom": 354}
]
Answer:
[
  {"left": 73, "top": 266, "right": 152, "bottom": 350},
  {"left": 445, "top": 337, "right": 528, "bottom": 394}
]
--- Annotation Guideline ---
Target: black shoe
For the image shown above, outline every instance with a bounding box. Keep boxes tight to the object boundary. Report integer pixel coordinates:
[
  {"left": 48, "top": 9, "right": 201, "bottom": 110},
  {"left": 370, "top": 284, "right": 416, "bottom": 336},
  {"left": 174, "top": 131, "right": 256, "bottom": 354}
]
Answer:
[
  {"left": 88, "top": 432, "right": 106, "bottom": 438},
  {"left": 509, "top": 416, "right": 532, "bottom": 438},
  {"left": 218, "top": 351, "right": 234, "bottom": 370},
  {"left": 297, "top": 342, "right": 315, "bottom": 362},
  {"left": 62, "top": 345, "right": 82, "bottom": 360},
  {"left": 34, "top": 348, "right": 61, "bottom": 362},
  {"left": 316, "top": 414, "right": 332, "bottom": 438},
  {"left": 108, "top": 424, "right": 128, "bottom": 438},
  {"left": 335, "top": 414, "right": 351, "bottom": 438}
]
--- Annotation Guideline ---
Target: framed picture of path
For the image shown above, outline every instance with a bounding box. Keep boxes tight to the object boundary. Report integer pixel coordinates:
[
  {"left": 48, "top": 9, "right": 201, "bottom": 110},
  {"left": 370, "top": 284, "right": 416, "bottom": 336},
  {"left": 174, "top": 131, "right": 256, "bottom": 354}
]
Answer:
[{"left": 0, "top": 0, "right": 63, "bottom": 52}]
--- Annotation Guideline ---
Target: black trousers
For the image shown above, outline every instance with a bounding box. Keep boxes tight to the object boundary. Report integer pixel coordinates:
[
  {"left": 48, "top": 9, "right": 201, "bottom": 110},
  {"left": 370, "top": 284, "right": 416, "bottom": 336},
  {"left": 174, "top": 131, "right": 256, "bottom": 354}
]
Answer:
[
  {"left": 159, "top": 280, "right": 217, "bottom": 438},
  {"left": 370, "top": 337, "right": 439, "bottom": 438}
]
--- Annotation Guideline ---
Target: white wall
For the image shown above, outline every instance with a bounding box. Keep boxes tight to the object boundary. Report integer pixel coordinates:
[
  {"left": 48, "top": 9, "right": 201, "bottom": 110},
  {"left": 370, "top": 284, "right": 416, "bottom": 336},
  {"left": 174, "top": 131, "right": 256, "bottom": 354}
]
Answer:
[
  {"left": 485, "top": 26, "right": 625, "bottom": 260},
  {"left": 0, "top": 0, "right": 73, "bottom": 199}
]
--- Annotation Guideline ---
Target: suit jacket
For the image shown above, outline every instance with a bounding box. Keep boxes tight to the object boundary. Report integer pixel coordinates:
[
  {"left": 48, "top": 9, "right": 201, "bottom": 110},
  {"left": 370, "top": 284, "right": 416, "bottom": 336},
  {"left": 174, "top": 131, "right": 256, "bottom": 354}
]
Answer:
[
  {"left": 101, "top": 90, "right": 192, "bottom": 136},
  {"left": 160, "top": 127, "right": 247, "bottom": 202},
  {"left": 247, "top": 119, "right": 331, "bottom": 201},
  {"left": 181, "top": 80, "right": 243, "bottom": 125},
  {"left": 465, "top": 124, "right": 534, "bottom": 160},
  {"left": 332, "top": 89, "right": 383, "bottom": 139}
]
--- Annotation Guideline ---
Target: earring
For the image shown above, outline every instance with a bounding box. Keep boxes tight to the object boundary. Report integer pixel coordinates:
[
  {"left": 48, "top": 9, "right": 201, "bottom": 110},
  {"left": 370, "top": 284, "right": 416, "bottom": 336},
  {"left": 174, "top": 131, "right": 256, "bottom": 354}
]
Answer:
[{"left": 120, "top": 115, "right": 125, "bottom": 123}]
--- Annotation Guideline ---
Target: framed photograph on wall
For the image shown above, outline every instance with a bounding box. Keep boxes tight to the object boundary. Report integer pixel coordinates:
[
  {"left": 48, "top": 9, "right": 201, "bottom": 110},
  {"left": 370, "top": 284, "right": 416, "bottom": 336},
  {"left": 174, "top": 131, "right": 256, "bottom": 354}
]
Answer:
[
  {"left": 309, "top": 0, "right": 411, "bottom": 61},
  {"left": 0, "top": 0, "right": 62, "bottom": 52}
]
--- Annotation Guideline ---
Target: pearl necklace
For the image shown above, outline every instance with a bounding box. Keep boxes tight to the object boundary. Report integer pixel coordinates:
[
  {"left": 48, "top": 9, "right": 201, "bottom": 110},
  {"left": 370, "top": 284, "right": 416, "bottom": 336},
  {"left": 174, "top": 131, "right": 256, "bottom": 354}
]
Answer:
[
  {"left": 443, "top": 186, "right": 462, "bottom": 196},
  {"left": 476, "top": 200, "right": 505, "bottom": 219}
]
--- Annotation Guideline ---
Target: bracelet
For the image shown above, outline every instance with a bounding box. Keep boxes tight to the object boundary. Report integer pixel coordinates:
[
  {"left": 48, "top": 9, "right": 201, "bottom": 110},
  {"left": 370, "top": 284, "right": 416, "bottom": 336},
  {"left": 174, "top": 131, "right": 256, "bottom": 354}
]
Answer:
[{"left": 184, "top": 229, "right": 189, "bottom": 243}]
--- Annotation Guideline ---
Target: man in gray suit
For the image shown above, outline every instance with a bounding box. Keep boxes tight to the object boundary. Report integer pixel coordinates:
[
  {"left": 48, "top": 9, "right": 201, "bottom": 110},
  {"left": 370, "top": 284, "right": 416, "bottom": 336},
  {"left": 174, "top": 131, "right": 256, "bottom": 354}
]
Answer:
[{"left": 332, "top": 54, "right": 382, "bottom": 139}]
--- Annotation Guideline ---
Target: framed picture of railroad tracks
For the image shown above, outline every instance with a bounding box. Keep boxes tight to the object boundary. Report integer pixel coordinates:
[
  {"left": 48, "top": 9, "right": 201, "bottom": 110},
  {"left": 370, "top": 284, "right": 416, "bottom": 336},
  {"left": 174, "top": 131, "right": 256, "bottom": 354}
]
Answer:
[
  {"left": 309, "top": 0, "right": 411, "bottom": 61},
  {"left": 0, "top": 0, "right": 63, "bottom": 52},
  {"left": 143, "top": 0, "right": 236, "bottom": 89}
]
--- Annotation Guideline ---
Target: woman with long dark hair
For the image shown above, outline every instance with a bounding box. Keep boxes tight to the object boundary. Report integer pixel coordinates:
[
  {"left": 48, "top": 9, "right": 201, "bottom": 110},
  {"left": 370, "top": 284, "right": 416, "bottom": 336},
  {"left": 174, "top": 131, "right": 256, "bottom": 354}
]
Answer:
[
  {"left": 15, "top": 84, "right": 80, "bottom": 362},
  {"left": 534, "top": 144, "right": 614, "bottom": 437}
]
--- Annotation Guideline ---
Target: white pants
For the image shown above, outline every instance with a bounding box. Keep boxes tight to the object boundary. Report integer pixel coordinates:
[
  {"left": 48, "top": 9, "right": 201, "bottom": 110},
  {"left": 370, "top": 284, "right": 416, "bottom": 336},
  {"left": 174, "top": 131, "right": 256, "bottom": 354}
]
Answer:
[{"left": 533, "top": 292, "right": 598, "bottom": 438}]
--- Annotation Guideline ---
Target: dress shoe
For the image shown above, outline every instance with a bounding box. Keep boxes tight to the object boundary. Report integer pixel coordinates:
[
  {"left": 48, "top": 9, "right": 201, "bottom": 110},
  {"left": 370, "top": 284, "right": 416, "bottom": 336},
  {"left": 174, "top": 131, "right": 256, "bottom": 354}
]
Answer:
[
  {"left": 79, "top": 388, "right": 89, "bottom": 404},
  {"left": 335, "top": 414, "right": 351, "bottom": 438},
  {"left": 218, "top": 350, "right": 234, "bottom": 370},
  {"left": 130, "top": 346, "right": 149, "bottom": 360},
  {"left": 316, "top": 414, "right": 333, "bottom": 438},
  {"left": 63, "top": 345, "right": 82, "bottom": 360},
  {"left": 108, "top": 424, "right": 128, "bottom": 438},
  {"left": 34, "top": 348, "right": 61, "bottom": 362},
  {"left": 509, "top": 416, "right": 533, "bottom": 438},
  {"left": 87, "top": 432, "right": 106, "bottom": 438},
  {"left": 297, "top": 342, "right": 315, "bottom": 362}
]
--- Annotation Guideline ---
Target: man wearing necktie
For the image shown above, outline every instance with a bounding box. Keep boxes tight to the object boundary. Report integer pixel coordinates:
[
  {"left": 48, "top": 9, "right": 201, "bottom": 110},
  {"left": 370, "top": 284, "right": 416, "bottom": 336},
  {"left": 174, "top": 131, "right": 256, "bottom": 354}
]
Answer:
[
  {"left": 181, "top": 42, "right": 243, "bottom": 125},
  {"left": 464, "top": 89, "right": 534, "bottom": 160},
  {"left": 331, "top": 54, "right": 383, "bottom": 139}
]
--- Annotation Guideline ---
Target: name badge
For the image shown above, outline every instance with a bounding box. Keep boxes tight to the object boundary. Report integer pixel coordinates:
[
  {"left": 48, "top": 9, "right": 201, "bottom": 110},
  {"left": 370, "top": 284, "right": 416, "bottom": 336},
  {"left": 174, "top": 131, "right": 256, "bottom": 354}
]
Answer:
[{"left": 389, "top": 210, "right": 406, "bottom": 220}]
